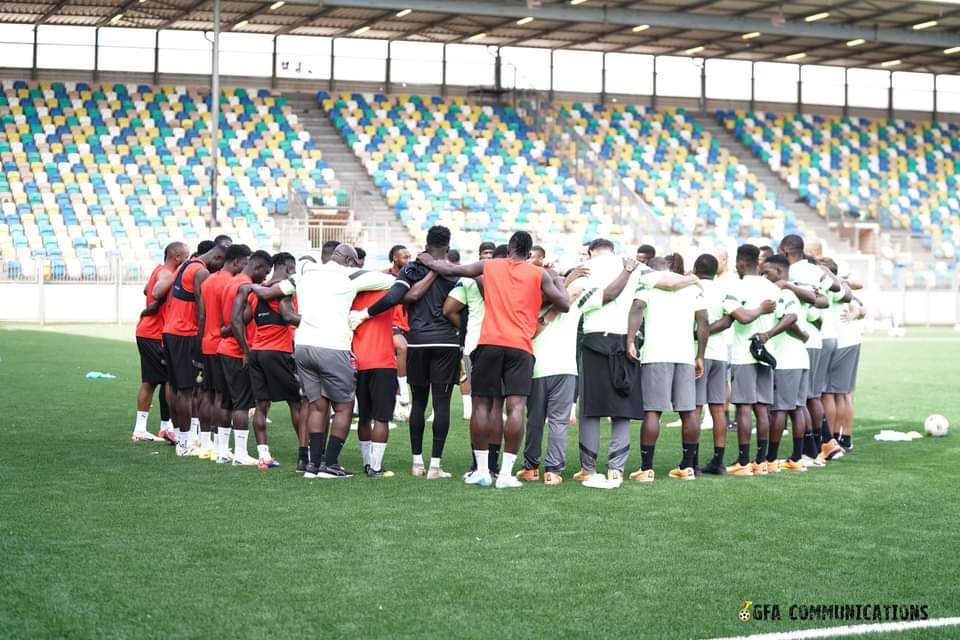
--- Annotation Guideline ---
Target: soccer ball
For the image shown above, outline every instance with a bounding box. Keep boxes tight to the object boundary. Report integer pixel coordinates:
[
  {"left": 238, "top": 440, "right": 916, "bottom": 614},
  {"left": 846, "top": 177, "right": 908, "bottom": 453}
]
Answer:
[
  {"left": 924, "top": 414, "right": 949, "bottom": 437},
  {"left": 738, "top": 609, "right": 751, "bottom": 622}
]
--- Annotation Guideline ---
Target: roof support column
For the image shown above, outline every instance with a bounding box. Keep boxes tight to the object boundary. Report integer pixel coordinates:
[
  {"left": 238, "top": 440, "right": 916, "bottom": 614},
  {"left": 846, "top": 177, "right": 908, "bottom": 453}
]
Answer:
[
  {"left": 441, "top": 43, "right": 447, "bottom": 96},
  {"left": 749, "top": 61, "right": 755, "bottom": 112},
  {"left": 31, "top": 25, "right": 38, "bottom": 81},
  {"left": 385, "top": 40, "right": 392, "bottom": 93},
  {"left": 601, "top": 52, "right": 606, "bottom": 105},
  {"left": 651, "top": 55, "right": 657, "bottom": 110}
]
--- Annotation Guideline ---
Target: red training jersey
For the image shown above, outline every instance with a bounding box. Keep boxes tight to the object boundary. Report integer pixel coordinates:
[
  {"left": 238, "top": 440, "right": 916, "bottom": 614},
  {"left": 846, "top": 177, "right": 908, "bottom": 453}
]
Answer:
[
  {"left": 200, "top": 270, "right": 232, "bottom": 355},
  {"left": 162, "top": 259, "right": 205, "bottom": 337},
  {"left": 351, "top": 290, "right": 397, "bottom": 370},
  {"left": 478, "top": 258, "right": 543, "bottom": 354},
  {"left": 251, "top": 296, "right": 294, "bottom": 353},
  {"left": 217, "top": 273, "right": 255, "bottom": 359},
  {"left": 135, "top": 263, "right": 172, "bottom": 340}
]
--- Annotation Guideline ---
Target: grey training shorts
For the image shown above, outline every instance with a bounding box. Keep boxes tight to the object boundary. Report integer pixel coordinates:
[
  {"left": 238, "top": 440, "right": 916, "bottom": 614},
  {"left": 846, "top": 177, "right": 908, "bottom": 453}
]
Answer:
[
  {"left": 774, "top": 368, "right": 805, "bottom": 411},
  {"left": 294, "top": 345, "right": 356, "bottom": 404},
  {"left": 730, "top": 363, "right": 774, "bottom": 406},
  {"left": 641, "top": 362, "right": 697, "bottom": 413},
  {"left": 695, "top": 358, "right": 728, "bottom": 406},
  {"left": 827, "top": 344, "right": 860, "bottom": 394},
  {"left": 817, "top": 338, "right": 838, "bottom": 395}
]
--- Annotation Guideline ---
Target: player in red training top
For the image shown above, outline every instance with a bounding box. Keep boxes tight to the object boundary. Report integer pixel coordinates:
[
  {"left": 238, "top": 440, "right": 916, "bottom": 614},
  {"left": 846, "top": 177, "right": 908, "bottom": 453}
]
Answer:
[
  {"left": 419, "top": 231, "right": 571, "bottom": 489},
  {"left": 131, "top": 241, "right": 187, "bottom": 442}
]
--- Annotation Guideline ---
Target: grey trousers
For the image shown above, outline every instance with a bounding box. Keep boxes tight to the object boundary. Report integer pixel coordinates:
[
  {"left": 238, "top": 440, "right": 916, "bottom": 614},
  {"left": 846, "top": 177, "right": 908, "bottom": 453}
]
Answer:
[
  {"left": 578, "top": 414, "right": 632, "bottom": 474},
  {"left": 522, "top": 374, "right": 577, "bottom": 473}
]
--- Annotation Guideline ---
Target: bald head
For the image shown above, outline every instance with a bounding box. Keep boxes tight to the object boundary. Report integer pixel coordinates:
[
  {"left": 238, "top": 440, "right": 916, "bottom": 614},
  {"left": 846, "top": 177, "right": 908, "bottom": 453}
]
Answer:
[
  {"left": 164, "top": 241, "right": 188, "bottom": 268},
  {"left": 330, "top": 243, "right": 361, "bottom": 268}
]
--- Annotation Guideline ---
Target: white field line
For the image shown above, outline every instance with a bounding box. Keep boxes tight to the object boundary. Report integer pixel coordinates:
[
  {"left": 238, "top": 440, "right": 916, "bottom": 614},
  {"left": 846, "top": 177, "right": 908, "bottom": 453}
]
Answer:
[{"left": 704, "top": 616, "right": 960, "bottom": 640}]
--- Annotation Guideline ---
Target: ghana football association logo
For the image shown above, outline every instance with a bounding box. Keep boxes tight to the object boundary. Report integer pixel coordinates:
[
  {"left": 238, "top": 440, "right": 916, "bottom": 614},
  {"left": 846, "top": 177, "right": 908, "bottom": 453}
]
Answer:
[{"left": 738, "top": 601, "right": 753, "bottom": 622}]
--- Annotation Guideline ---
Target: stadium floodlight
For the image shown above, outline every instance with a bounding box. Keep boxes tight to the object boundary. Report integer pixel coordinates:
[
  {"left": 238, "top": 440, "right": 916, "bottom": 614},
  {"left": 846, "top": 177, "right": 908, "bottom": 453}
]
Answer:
[
  {"left": 570, "top": 0, "right": 589, "bottom": 5},
  {"left": 881, "top": 59, "right": 901, "bottom": 67},
  {"left": 353, "top": 25, "right": 371, "bottom": 34},
  {"left": 945, "top": 46, "right": 960, "bottom": 54},
  {"left": 805, "top": 12, "right": 830, "bottom": 22},
  {"left": 110, "top": 13, "right": 123, "bottom": 24},
  {"left": 913, "top": 20, "right": 938, "bottom": 30},
  {"left": 270, "top": 0, "right": 285, "bottom": 10},
  {"left": 632, "top": 24, "right": 650, "bottom": 32},
  {"left": 517, "top": 16, "right": 534, "bottom": 25},
  {"left": 396, "top": 9, "right": 412, "bottom": 18},
  {"left": 685, "top": 45, "right": 705, "bottom": 55},
  {"left": 468, "top": 32, "right": 487, "bottom": 41},
  {"left": 847, "top": 39, "right": 866, "bottom": 47},
  {"left": 234, "top": 19, "right": 249, "bottom": 29},
  {"left": 742, "top": 31, "right": 761, "bottom": 39},
  {"left": 785, "top": 52, "right": 806, "bottom": 60}
]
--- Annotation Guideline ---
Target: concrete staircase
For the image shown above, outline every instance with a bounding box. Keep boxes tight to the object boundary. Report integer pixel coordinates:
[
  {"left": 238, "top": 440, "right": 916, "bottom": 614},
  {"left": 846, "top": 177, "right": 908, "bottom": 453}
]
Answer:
[
  {"left": 696, "top": 114, "right": 839, "bottom": 245},
  {"left": 697, "top": 112, "right": 930, "bottom": 258},
  {"left": 284, "top": 92, "right": 412, "bottom": 255}
]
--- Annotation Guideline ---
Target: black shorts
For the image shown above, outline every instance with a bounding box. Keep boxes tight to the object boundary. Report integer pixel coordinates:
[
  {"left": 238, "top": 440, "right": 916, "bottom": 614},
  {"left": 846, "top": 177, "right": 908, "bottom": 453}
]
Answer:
[
  {"left": 406, "top": 345, "right": 460, "bottom": 386},
  {"left": 356, "top": 368, "right": 399, "bottom": 423},
  {"left": 201, "top": 353, "right": 225, "bottom": 394},
  {"left": 137, "top": 337, "right": 167, "bottom": 384},
  {"left": 163, "top": 333, "right": 198, "bottom": 391},
  {"left": 470, "top": 344, "right": 535, "bottom": 397},
  {"left": 249, "top": 350, "right": 302, "bottom": 403},
  {"left": 219, "top": 354, "right": 255, "bottom": 411}
]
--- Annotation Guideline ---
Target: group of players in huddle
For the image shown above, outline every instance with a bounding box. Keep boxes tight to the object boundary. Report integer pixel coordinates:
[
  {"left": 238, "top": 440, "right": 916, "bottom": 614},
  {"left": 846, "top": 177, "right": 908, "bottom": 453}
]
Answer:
[{"left": 130, "top": 225, "right": 864, "bottom": 488}]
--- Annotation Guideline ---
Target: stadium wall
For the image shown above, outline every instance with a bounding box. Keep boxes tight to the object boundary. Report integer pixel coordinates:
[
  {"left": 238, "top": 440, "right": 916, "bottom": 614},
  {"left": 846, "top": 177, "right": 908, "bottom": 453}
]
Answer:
[{"left": 0, "top": 282, "right": 958, "bottom": 326}]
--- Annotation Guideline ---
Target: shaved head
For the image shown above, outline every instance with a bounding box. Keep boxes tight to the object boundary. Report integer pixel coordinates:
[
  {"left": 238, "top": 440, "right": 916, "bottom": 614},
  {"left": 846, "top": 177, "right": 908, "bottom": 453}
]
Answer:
[{"left": 330, "top": 243, "right": 360, "bottom": 267}]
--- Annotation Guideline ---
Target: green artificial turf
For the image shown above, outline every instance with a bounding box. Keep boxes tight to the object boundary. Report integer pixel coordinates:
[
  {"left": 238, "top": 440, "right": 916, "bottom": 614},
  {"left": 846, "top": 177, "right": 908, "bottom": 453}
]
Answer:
[{"left": 1, "top": 327, "right": 958, "bottom": 639}]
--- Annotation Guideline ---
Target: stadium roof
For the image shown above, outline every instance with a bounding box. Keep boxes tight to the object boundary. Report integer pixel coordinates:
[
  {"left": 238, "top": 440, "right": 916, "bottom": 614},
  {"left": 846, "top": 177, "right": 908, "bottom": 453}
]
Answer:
[{"left": 3, "top": 0, "right": 960, "bottom": 73}]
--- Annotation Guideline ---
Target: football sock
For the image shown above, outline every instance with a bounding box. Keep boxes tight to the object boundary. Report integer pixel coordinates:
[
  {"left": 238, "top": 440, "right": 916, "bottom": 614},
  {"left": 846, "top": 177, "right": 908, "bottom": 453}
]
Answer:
[
  {"left": 473, "top": 449, "right": 490, "bottom": 476},
  {"left": 158, "top": 384, "right": 171, "bottom": 422},
  {"left": 802, "top": 433, "right": 817, "bottom": 458},
  {"left": 159, "top": 419, "right": 173, "bottom": 434},
  {"left": 429, "top": 457, "right": 442, "bottom": 469},
  {"left": 832, "top": 432, "right": 841, "bottom": 441},
  {"left": 189, "top": 417, "right": 200, "bottom": 440},
  {"left": 820, "top": 421, "right": 833, "bottom": 444},
  {"left": 790, "top": 437, "right": 804, "bottom": 462},
  {"left": 737, "top": 444, "right": 750, "bottom": 466},
  {"left": 500, "top": 452, "right": 517, "bottom": 478},
  {"left": 234, "top": 429, "right": 249, "bottom": 457},
  {"left": 370, "top": 442, "right": 387, "bottom": 471},
  {"left": 755, "top": 440, "right": 767, "bottom": 464},
  {"left": 488, "top": 443, "right": 501, "bottom": 473},
  {"left": 398, "top": 377, "right": 409, "bottom": 403},
  {"left": 359, "top": 440, "right": 371, "bottom": 468},
  {"left": 711, "top": 446, "right": 725, "bottom": 465},
  {"left": 134, "top": 410, "right": 149, "bottom": 433},
  {"left": 408, "top": 385, "right": 429, "bottom": 457},
  {"left": 840, "top": 434, "right": 852, "bottom": 449},
  {"left": 680, "top": 442, "right": 697, "bottom": 469},
  {"left": 812, "top": 427, "right": 822, "bottom": 448},
  {"left": 256, "top": 444, "right": 271, "bottom": 460},
  {"left": 430, "top": 383, "right": 452, "bottom": 458},
  {"left": 298, "top": 446, "right": 309, "bottom": 464},
  {"left": 323, "top": 435, "right": 345, "bottom": 466},
  {"left": 640, "top": 445, "right": 655, "bottom": 471},
  {"left": 199, "top": 431, "right": 212, "bottom": 449},
  {"left": 412, "top": 454, "right": 424, "bottom": 467},
  {"left": 308, "top": 432, "right": 324, "bottom": 466},
  {"left": 462, "top": 394, "right": 472, "bottom": 418},
  {"left": 176, "top": 430, "right": 187, "bottom": 448},
  {"left": 766, "top": 440, "right": 780, "bottom": 462},
  {"left": 216, "top": 427, "right": 231, "bottom": 457}
]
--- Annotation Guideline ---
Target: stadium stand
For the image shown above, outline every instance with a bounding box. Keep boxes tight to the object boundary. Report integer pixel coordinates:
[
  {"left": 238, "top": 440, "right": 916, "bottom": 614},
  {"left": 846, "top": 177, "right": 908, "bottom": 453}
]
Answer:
[
  {"left": 320, "top": 91, "right": 635, "bottom": 263},
  {"left": 719, "top": 110, "right": 959, "bottom": 287},
  {"left": 0, "top": 80, "right": 339, "bottom": 280},
  {"left": 564, "top": 102, "right": 806, "bottom": 247}
]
